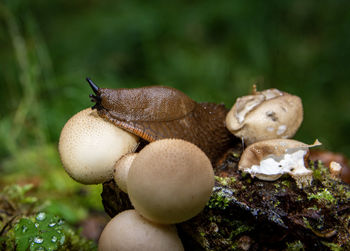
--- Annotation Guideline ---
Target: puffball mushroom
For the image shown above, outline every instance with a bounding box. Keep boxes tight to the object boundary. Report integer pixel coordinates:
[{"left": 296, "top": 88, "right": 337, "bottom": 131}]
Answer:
[
  {"left": 98, "top": 210, "right": 184, "bottom": 251},
  {"left": 239, "top": 139, "right": 321, "bottom": 188},
  {"left": 127, "top": 139, "right": 214, "bottom": 224},
  {"left": 113, "top": 153, "right": 137, "bottom": 193},
  {"left": 226, "top": 88, "right": 303, "bottom": 145},
  {"left": 59, "top": 108, "right": 139, "bottom": 184}
]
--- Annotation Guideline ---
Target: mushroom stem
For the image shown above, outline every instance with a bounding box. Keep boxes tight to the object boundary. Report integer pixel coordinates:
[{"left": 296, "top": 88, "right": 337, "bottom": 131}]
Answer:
[{"left": 86, "top": 77, "right": 99, "bottom": 94}]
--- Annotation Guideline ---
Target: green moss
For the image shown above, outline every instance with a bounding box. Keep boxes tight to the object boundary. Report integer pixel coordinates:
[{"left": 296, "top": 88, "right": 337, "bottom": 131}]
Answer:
[
  {"left": 321, "top": 241, "right": 343, "bottom": 251},
  {"left": 281, "top": 180, "right": 291, "bottom": 188},
  {"left": 286, "top": 240, "right": 305, "bottom": 251},
  {"left": 215, "top": 176, "right": 236, "bottom": 187},
  {"left": 228, "top": 223, "right": 253, "bottom": 238},
  {"left": 307, "top": 188, "right": 336, "bottom": 205},
  {"left": 208, "top": 191, "right": 231, "bottom": 209},
  {"left": 311, "top": 160, "right": 328, "bottom": 181}
]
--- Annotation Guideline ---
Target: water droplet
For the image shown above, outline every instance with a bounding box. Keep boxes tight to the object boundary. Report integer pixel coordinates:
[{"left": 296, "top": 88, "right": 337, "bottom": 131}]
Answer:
[
  {"left": 34, "top": 237, "right": 44, "bottom": 244},
  {"left": 59, "top": 235, "right": 65, "bottom": 245},
  {"left": 51, "top": 236, "right": 57, "bottom": 243},
  {"left": 22, "top": 225, "right": 28, "bottom": 233},
  {"left": 48, "top": 222, "right": 56, "bottom": 227},
  {"left": 35, "top": 223, "right": 39, "bottom": 228},
  {"left": 57, "top": 219, "right": 64, "bottom": 225},
  {"left": 36, "top": 212, "right": 46, "bottom": 221}
]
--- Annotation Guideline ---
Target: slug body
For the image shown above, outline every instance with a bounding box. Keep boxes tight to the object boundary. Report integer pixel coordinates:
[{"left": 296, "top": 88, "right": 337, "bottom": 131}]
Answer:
[{"left": 88, "top": 78, "right": 234, "bottom": 163}]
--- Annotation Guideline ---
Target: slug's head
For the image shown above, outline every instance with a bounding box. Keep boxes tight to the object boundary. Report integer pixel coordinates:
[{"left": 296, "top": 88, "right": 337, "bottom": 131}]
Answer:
[{"left": 86, "top": 78, "right": 103, "bottom": 110}]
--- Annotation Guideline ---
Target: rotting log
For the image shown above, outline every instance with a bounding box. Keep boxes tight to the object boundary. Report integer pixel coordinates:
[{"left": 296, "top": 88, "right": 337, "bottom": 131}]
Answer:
[{"left": 101, "top": 147, "right": 350, "bottom": 250}]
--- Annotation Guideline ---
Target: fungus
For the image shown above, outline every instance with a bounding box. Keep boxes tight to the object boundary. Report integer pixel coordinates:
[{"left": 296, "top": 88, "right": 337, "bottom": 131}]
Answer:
[
  {"left": 58, "top": 108, "right": 139, "bottom": 184},
  {"left": 329, "top": 161, "right": 342, "bottom": 179},
  {"left": 127, "top": 139, "right": 214, "bottom": 224},
  {"left": 98, "top": 209, "right": 184, "bottom": 251},
  {"left": 226, "top": 88, "right": 303, "bottom": 145},
  {"left": 238, "top": 139, "right": 321, "bottom": 188},
  {"left": 113, "top": 153, "right": 137, "bottom": 193}
]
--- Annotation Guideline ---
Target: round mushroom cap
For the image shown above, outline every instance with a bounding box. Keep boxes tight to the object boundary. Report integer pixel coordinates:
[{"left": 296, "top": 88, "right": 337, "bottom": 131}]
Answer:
[
  {"left": 127, "top": 139, "right": 214, "bottom": 224},
  {"left": 59, "top": 108, "right": 139, "bottom": 184},
  {"left": 114, "top": 153, "right": 138, "bottom": 193},
  {"left": 98, "top": 209, "right": 184, "bottom": 251},
  {"left": 226, "top": 89, "right": 303, "bottom": 145}
]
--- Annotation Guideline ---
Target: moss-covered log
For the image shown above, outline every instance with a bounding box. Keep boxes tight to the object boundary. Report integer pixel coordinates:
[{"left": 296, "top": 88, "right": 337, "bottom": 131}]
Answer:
[{"left": 101, "top": 149, "right": 350, "bottom": 250}]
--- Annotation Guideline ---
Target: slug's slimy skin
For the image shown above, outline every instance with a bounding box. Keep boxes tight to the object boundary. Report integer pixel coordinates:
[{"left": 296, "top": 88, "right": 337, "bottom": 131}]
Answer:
[{"left": 87, "top": 78, "right": 235, "bottom": 163}]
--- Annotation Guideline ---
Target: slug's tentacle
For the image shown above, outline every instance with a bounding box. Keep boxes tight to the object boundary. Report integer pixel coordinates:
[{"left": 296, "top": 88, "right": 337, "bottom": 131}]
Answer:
[
  {"left": 86, "top": 78, "right": 99, "bottom": 94},
  {"left": 87, "top": 78, "right": 103, "bottom": 110}
]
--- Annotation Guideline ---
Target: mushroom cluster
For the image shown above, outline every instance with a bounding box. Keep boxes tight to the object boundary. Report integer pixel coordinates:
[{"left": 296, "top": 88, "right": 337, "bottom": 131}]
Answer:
[
  {"left": 59, "top": 108, "right": 214, "bottom": 250},
  {"left": 226, "top": 87, "right": 319, "bottom": 187}
]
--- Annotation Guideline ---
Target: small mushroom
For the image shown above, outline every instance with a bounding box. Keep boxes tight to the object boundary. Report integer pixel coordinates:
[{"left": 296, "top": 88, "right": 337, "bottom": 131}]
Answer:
[
  {"left": 113, "top": 153, "right": 138, "bottom": 193},
  {"left": 226, "top": 88, "right": 303, "bottom": 145},
  {"left": 98, "top": 209, "right": 184, "bottom": 251},
  {"left": 127, "top": 139, "right": 214, "bottom": 224},
  {"left": 58, "top": 108, "right": 139, "bottom": 184},
  {"left": 329, "top": 161, "right": 342, "bottom": 179},
  {"left": 238, "top": 139, "right": 321, "bottom": 188}
]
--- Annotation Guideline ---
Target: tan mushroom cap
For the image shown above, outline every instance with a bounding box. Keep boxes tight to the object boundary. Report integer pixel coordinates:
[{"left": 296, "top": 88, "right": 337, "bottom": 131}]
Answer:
[
  {"left": 98, "top": 209, "right": 184, "bottom": 251},
  {"left": 114, "top": 153, "right": 138, "bottom": 193},
  {"left": 127, "top": 139, "right": 214, "bottom": 224},
  {"left": 226, "top": 89, "right": 303, "bottom": 145},
  {"left": 58, "top": 108, "right": 139, "bottom": 184}
]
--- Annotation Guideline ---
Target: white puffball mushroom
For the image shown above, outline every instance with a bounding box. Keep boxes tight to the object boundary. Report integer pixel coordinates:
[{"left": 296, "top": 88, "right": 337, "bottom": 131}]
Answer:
[
  {"left": 226, "top": 88, "right": 303, "bottom": 145},
  {"left": 59, "top": 108, "right": 139, "bottom": 184},
  {"left": 114, "top": 153, "right": 138, "bottom": 193},
  {"left": 128, "top": 139, "right": 214, "bottom": 224},
  {"left": 98, "top": 209, "right": 184, "bottom": 251},
  {"left": 239, "top": 139, "right": 321, "bottom": 188}
]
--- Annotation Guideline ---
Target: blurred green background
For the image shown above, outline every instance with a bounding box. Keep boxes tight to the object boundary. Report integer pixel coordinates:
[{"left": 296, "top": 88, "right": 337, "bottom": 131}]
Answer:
[{"left": 1, "top": 0, "right": 350, "bottom": 230}]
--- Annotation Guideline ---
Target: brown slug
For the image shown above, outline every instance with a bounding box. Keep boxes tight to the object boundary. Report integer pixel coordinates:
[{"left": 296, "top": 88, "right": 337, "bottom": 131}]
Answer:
[{"left": 87, "top": 78, "right": 235, "bottom": 163}]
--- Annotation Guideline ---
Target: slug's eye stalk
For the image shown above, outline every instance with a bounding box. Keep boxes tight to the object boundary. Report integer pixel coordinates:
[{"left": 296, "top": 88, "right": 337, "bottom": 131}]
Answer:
[
  {"left": 86, "top": 77, "right": 99, "bottom": 94},
  {"left": 86, "top": 77, "right": 102, "bottom": 110}
]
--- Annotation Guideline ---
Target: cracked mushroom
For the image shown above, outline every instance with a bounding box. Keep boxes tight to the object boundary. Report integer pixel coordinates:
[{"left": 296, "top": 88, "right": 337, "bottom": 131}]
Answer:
[
  {"left": 226, "top": 88, "right": 303, "bottom": 145},
  {"left": 238, "top": 139, "right": 321, "bottom": 188}
]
